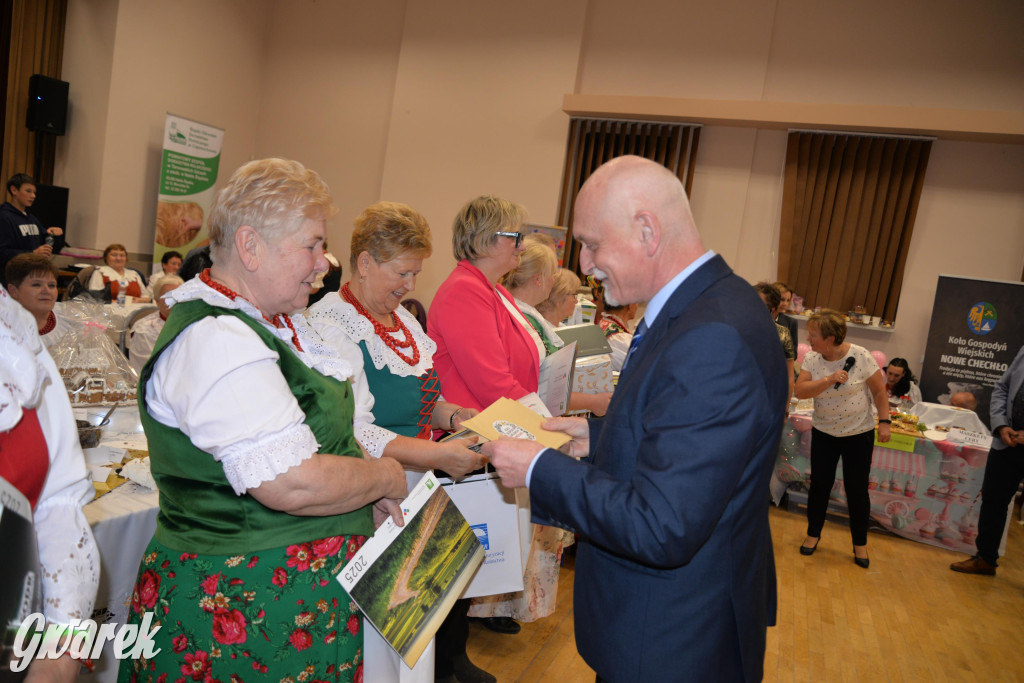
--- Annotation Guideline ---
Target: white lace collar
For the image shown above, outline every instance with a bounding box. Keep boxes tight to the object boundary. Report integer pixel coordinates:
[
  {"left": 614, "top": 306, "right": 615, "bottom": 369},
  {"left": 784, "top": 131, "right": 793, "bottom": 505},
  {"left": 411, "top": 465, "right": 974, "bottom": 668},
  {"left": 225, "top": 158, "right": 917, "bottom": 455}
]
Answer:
[
  {"left": 514, "top": 298, "right": 564, "bottom": 349},
  {"left": 165, "top": 278, "right": 354, "bottom": 382},
  {"left": 0, "top": 289, "right": 48, "bottom": 429},
  {"left": 306, "top": 291, "right": 436, "bottom": 378}
]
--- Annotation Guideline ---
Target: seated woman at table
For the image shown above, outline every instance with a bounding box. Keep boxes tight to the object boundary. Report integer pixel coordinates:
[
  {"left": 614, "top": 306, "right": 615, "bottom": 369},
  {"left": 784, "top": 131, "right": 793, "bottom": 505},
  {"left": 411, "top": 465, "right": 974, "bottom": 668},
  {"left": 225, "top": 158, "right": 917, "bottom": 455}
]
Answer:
[
  {"left": 795, "top": 310, "right": 890, "bottom": 569},
  {"left": 535, "top": 267, "right": 581, "bottom": 328},
  {"left": 884, "top": 357, "right": 922, "bottom": 407},
  {"left": 128, "top": 275, "right": 183, "bottom": 376},
  {"left": 89, "top": 243, "right": 151, "bottom": 303},
  {"left": 119, "top": 159, "right": 407, "bottom": 683},
  {"left": 149, "top": 249, "right": 182, "bottom": 289},
  {"left": 5, "top": 252, "right": 79, "bottom": 349},
  {"left": 502, "top": 237, "right": 559, "bottom": 353},
  {"left": 307, "top": 200, "right": 489, "bottom": 683},
  {"left": 502, "top": 241, "right": 611, "bottom": 416},
  {"left": 0, "top": 286, "right": 99, "bottom": 680}
]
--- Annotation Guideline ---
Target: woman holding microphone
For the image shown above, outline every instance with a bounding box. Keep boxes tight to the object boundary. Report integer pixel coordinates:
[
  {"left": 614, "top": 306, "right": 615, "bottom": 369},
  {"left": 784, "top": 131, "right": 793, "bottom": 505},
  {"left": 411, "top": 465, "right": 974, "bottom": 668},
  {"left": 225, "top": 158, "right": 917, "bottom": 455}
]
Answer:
[{"left": 795, "top": 310, "right": 890, "bottom": 568}]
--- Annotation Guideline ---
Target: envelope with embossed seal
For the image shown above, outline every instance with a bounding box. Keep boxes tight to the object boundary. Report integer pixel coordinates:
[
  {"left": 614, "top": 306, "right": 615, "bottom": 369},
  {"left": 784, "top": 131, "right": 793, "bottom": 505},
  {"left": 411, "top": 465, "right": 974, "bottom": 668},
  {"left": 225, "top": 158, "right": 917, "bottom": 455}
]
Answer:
[{"left": 458, "top": 397, "right": 572, "bottom": 450}]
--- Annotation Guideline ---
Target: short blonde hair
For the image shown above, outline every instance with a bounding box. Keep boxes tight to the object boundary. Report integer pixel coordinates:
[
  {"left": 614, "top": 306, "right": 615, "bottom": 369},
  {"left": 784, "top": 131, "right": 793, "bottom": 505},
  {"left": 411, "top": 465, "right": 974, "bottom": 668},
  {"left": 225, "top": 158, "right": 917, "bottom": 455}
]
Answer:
[
  {"left": 350, "top": 201, "right": 431, "bottom": 270},
  {"left": 207, "top": 158, "right": 336, "bottom": 263},
  {"left": 452, "top": 195, "right": 527, "bottom": 262},
  {"left": 536, "top": 268, "right": 581, "bottom": 318},
  {"left": 500, "top": 237, "right": 557, "bottom": 291},
  {"left": 155, "top": 275, "right": 184, "bottom": 297},
  {"left": 808, "top": 309, "right": 847, "bottom": 345}
]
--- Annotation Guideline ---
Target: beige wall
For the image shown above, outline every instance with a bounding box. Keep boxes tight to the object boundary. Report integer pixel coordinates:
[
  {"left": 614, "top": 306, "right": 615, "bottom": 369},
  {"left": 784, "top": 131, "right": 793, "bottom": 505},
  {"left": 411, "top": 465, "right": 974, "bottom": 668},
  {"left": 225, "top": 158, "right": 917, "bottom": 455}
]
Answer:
[
  {"left": 56, "top": 0, "right": 1024, "bottom": 375},
  {"left": 377, "top": 0, "right": 588, "bottom": 298},
  {"left": 255, "top": 0, "right": 408, "bottom": 248},
  {"left": 59, "top": 0, "right": 272, "bottom": 253}
]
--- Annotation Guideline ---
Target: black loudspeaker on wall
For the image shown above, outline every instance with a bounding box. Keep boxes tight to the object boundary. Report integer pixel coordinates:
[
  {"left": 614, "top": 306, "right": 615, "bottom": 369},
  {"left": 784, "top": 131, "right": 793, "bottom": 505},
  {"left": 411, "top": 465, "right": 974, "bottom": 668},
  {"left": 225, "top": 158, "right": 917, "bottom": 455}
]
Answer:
[
  {"left": 26, "top": 74, "right": 69, "bottom": 136},
  {"left": 30, "top": 184, "right": 70, "bottom": 235}
]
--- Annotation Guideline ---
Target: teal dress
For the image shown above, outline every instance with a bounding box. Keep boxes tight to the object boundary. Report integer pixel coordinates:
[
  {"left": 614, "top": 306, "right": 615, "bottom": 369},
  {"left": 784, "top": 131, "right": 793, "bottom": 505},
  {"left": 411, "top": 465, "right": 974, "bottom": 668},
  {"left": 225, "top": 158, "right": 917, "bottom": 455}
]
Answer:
[
  {"left": 355, "top": 342, "right": 440, "bottom": 442},
  {"left": 120, "top": 299, "right": 372, "bottom": 683}
]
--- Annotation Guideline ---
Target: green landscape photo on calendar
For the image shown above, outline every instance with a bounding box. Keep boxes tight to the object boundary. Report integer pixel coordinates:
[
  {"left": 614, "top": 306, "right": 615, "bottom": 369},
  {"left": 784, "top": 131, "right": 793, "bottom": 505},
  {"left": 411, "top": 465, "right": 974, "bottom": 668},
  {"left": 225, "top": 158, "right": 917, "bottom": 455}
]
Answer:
[{"left": 336, "top": 472, "right": 483, "bottom": 667}]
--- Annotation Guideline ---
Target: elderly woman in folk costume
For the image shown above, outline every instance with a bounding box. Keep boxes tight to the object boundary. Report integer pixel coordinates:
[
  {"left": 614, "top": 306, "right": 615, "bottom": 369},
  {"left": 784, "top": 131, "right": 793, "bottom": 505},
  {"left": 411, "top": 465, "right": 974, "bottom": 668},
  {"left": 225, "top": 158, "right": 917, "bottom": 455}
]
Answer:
[
  {"left": 308, "top": 200, "right": 489, "bottom": 683},
  {"left": 118, "top": 159, "right": 407, "bottom": 683}
]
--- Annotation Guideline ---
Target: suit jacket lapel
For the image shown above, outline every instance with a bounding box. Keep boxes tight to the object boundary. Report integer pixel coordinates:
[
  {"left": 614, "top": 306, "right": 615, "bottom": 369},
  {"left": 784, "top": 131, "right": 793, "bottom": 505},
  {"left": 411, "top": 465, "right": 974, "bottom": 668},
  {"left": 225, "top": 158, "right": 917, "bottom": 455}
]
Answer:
[{"left": 616, "top": 255, "right": 733, "bottom": 386}]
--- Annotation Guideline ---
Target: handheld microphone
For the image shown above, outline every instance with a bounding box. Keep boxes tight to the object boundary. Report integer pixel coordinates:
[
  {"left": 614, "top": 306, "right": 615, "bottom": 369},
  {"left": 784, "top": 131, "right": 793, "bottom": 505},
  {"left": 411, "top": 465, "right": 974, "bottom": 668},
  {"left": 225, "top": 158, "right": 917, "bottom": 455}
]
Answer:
[{"left": 834, "top": 357, "right": 856, "bottom": 389}]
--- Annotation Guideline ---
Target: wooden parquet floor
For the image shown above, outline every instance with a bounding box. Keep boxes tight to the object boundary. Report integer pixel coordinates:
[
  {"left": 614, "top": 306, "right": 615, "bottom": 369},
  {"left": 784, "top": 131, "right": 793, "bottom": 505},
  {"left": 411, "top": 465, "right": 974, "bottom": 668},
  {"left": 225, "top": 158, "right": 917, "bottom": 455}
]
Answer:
[{"left": 467, "top": 504, "right": 1024, "bottom": 682}]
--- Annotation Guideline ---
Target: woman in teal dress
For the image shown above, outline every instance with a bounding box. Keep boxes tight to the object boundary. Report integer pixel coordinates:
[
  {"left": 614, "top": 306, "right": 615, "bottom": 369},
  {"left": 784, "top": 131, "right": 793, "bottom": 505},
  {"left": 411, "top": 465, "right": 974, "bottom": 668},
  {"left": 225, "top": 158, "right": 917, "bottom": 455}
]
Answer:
[
  {"left": 307, "top": 201, "right": 490, "bottom": 683},
  {"left": 119, "top": 160, "right": 408, "bottom": 683}
]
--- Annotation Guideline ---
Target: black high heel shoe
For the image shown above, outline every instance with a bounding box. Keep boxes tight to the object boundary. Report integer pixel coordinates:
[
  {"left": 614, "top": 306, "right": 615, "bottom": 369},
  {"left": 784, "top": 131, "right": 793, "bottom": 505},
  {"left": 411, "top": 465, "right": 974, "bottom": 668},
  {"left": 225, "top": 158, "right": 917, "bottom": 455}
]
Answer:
[
  {"left": 799, "top": 538, "right": 820, "bottom": 556},
  {"left": 853, "top": 549, "right": 870, "bottom": 569}
]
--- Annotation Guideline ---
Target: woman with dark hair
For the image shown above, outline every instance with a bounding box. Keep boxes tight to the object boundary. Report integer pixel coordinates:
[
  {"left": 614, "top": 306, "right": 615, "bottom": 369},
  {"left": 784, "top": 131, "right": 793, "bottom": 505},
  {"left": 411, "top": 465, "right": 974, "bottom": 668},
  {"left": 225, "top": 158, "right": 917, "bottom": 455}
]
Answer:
[
  {"left": 795, "top": 310, "right": 890, "bottom": 569},
  {"left": 884, "top": 357, "right": 922, "bottom": 406}
]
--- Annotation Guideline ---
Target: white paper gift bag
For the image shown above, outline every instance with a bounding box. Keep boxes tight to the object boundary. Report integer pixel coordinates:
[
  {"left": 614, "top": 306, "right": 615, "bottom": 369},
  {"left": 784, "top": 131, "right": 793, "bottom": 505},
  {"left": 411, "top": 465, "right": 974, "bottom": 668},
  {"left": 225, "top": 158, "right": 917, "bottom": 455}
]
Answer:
[{"left": 438, "top": 470, "right": 525, "bottom": 599}]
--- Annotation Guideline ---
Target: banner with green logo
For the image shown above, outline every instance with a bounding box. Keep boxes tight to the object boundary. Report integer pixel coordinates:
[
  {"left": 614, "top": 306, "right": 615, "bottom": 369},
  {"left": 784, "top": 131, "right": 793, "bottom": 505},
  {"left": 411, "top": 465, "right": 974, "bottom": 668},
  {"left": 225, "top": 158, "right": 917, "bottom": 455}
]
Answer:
[
  {"left": 919, "top": 275, "right": 1024, "bottom": 422},
  {"left": 152, "top": 114, "right": 225, "bottom": 269}
]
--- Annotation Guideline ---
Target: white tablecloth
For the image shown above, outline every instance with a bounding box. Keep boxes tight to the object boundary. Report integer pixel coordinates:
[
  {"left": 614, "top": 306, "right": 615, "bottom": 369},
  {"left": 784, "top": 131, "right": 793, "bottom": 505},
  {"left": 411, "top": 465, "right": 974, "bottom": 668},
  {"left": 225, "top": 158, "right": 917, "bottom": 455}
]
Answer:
[{"left": 78, "top": 406, "right": 159, "bottom": 683}]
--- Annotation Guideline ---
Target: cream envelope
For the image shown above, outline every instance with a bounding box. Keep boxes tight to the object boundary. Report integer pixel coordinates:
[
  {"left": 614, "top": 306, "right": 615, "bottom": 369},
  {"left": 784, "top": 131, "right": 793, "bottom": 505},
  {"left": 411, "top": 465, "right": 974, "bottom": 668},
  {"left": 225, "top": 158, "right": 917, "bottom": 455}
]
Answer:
[{"left": 459, "top": 397, "right": 572, "bottom": 450}]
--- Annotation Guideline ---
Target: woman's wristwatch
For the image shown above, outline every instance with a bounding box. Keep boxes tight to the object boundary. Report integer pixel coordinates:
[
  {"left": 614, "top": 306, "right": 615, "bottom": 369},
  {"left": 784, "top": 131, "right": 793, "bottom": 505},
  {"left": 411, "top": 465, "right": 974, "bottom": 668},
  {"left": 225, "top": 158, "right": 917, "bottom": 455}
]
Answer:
[
  {"left": 449, "top": 408, "right": 464, "bottom": 431},
  {"left": 878, "top": 419, "right": 891, "bottom": 424}
]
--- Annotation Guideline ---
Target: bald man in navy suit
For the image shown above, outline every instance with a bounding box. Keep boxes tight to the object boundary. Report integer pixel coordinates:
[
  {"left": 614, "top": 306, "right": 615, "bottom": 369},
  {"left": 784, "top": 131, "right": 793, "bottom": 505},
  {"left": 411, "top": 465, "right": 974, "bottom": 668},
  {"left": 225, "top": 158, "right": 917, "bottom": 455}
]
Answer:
[{"left": 483, "top": 156, "right": 787, "bottom": 681}]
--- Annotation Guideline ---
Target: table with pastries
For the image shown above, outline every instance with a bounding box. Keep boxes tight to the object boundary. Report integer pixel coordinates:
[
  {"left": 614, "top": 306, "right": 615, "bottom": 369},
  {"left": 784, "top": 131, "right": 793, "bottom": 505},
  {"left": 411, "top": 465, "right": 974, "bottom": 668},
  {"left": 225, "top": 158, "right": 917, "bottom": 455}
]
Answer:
[{"left": 772, "top": 402, "right": 999, "bottom": 554}]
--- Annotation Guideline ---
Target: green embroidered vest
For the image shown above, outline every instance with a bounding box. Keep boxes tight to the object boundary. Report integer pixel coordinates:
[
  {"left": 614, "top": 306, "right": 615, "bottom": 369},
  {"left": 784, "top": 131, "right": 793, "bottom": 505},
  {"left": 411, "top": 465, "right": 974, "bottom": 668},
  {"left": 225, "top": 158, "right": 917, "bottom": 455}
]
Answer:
[
  {"left": 138, "top": 299, "right": 372, "bottom": 555},
  {"left": 356, "top": 342, "right": 432, "bottom": 439}
]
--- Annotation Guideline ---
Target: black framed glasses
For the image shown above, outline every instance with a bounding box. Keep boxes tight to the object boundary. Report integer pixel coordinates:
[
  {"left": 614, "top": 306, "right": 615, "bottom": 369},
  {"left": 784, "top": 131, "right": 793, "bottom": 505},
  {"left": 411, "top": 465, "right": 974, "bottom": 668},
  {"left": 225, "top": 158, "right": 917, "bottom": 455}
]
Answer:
[{"left": 494, "top": 231, "right": 523, "bottom": 248}]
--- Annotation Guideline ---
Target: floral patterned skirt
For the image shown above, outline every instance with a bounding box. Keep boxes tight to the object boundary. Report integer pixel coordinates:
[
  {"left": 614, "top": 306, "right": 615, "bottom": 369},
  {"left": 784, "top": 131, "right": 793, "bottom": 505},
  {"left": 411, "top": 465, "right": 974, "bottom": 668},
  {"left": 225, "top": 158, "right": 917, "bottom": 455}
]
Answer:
[{"left": 118, "top": 534, "right": 367, "bottom": 683}]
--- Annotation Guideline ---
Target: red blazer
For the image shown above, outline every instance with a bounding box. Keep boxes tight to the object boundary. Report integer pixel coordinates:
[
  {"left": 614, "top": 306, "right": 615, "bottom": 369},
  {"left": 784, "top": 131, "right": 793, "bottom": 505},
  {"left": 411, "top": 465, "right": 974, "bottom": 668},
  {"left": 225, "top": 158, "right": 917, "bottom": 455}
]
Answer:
[{"left": 427, "top": 260, "right": 540, "bottom": 411}]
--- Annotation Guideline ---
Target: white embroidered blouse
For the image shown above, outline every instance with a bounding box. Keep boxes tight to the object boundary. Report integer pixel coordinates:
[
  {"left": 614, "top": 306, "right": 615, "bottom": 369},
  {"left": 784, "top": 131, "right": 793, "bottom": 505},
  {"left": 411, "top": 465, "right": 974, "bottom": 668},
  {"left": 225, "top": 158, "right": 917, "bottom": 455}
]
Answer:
[
  {"left": 307, "top": 291, "right": 438, "bottom": 460},
  {"left": 145, "top": 278, "right": 356, "bottom": 495},
  {"left": 0, "top": 288, "right": 100, "bottom": 625}
]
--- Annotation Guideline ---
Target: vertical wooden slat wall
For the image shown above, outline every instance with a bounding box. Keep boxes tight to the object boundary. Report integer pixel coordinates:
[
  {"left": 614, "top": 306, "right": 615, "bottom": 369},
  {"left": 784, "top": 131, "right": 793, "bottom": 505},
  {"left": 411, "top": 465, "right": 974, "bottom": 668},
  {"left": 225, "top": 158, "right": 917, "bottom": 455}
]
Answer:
[
  {"left": 2, "top": 0, "right": 66, "bottom": 186},
  {"left": 778, "top": 131, "right": 931, "bottom": 322},
  {"left": 557, "top": 118, "right": 701, "bottom": 273}
]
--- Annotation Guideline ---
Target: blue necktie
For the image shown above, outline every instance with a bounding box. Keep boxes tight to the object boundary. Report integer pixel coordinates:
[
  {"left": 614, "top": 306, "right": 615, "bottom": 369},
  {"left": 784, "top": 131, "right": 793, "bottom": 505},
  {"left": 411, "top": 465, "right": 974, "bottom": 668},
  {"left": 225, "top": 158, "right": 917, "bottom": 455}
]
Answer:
[{"left": 622, "top": 319, "right": 648, "bottom": 372}]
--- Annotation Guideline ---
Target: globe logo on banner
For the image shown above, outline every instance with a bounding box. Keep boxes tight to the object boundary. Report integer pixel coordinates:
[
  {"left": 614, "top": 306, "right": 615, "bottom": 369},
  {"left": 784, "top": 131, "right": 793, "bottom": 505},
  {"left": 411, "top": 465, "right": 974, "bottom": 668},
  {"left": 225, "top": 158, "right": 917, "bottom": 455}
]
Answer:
[{"left": 966, "top": 302, "right": 997, "bottom": 335}]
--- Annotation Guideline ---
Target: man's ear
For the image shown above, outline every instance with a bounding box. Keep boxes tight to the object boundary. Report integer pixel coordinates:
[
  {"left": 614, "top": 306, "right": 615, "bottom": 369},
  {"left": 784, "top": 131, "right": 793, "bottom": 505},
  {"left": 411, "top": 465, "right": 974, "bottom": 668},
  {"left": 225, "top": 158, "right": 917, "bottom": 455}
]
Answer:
[
  {"left": 234, "top": 226, "right": 263, "bottom": 272},
  {"left": 635, "top": 211, "right": 661, "bottom": 257}
]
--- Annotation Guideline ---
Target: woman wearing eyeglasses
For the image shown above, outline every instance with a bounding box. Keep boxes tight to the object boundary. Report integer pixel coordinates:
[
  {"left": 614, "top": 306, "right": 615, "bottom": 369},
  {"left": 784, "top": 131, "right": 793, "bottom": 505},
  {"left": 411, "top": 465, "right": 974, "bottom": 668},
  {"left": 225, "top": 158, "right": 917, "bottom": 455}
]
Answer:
[
  {"left": 426, "top": 197, "right": 540, "bottom": 671},
  {"left": 428, "top": 195, "right": 538, "bottom": 413}
]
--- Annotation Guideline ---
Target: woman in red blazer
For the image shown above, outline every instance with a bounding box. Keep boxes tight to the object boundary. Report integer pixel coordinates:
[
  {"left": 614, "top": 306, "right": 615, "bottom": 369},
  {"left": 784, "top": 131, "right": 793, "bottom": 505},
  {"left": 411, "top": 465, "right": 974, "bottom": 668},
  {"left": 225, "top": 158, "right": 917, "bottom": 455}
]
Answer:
[
  {"left": 427, "top": 196, "right": 541, "bottom": 678},
  {"left": 428, "top": 196, "right": 539, "bottom": 411}
]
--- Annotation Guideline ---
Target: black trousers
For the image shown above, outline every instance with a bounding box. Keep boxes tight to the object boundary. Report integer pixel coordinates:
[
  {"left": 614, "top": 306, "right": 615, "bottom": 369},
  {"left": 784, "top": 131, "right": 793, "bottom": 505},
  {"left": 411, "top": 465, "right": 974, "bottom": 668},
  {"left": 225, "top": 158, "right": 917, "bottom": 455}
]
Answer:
[
  {"left": 434, "top": 598, "right": 470, "bottom": 676},
  {"left": 975, "top": 442, "right": 1024, "bottom": 565},
  {"left": 806, "top": 428, "right": 874, "bottom": 546}
]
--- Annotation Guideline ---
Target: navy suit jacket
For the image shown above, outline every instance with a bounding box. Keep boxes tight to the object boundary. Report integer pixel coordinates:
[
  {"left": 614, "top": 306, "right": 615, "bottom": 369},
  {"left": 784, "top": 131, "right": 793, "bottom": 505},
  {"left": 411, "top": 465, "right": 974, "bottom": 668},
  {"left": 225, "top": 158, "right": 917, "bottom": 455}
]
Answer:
[
  {"left": 990, "top": 345, "right": 1024, "bottom": 451},
  {"left": 530, "top": 255, "right": 787, "bottom": 681}
]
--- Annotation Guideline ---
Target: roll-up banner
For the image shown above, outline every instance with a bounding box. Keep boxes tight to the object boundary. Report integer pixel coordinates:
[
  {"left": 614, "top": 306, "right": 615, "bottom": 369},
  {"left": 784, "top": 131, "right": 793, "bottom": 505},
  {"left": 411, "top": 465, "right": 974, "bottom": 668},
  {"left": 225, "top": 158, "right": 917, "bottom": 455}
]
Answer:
[
  {"left": 919, "top": 275, "right": 1024, "bottom": 423},
  {"left": 152, "top": 114, "right": 225, "bottom": 270}
]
